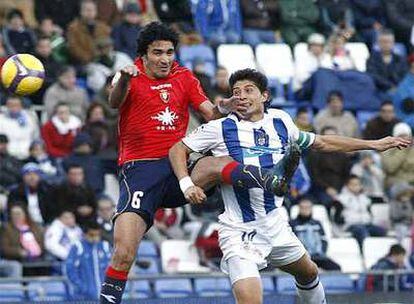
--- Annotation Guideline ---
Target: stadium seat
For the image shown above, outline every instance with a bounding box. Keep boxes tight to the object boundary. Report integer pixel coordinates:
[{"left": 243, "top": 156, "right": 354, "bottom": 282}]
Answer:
[
  {"left": 28, "top": 281, "right": 68, "bottom": 301},
  {"left": 154, "top": 279, "right": 193, "bottom": 298},
  {"left": 138, "top": 240, "right": 158, "bottom": 258},
  {"left": 194, "top": 278, "right": 232, "bottom": 297},
  {"left": 262, "top": 276, "right": 275, "bottom": 295},
  {"left": 0, "top": 283, "right": 25, "bottom": 302},
  {"left": 327, "top": 238, "right": 364, "bottom": 273},
  {"left": 217, "top": 44, "right": 256, "bottom": 74},
  {"left": 320, "top": 274, "right": 355, "bottom": 294},
  {"left": 135, "top": 257, "right": 161, "bottom": 274},
  {"left": 131, "top": 280, "right": 152, "bottom": 299},
  {"left": 363, "top": 237, "right": 398, "bottom": 269},
  {"left": 275, "top": 275, "right": 296, "bottom": 295},
  {"left": 402, "top": 237, "right": 412, "bottom": 254},
  {"left": 357, "top": 111, "right": 377, "bottom": 130},
  {"left": 179, "top": 44, "right": 216, "bottom": 78},
  {"left": 104, "top": 174, "right": 119, "bottom": 205},
  {"left": 370, "top": 204, "right": 391, "bottom": 230},
  {"left": 290, "top": 204, "right": 332, "bottom": 239},
  {"left": 256, "top": 44, "right": 295, "bottom": 85},
  {"left": 345, "top": 42, "right": 370, "bottom": 72},
  {"left": 161, "top": 240, "right": 210, "bottom": 273}
]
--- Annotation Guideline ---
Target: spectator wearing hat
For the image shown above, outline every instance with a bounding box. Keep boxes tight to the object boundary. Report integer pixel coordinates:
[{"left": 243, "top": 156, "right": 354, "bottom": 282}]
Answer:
[
  {"left": 0, "top": 96, "right": 39, "bottom": 160},
  {"left": 363, "top": 101, "right": 401, "bottom": 140},
  {"left": 1, "top": 8, "right": 37, "bottom": 55},
  {"left": 63, "top": 132, "right": 104, "bottom": 194},
  {"left": 111, "top": 2, "right": 143, "bottom": 59},
  {"left": 41, "top": 103, "right": 82, "bottom": 159},
  {"left": 86, "top": 36, "right": 133, "bottom": 92},
  {"left": 389, "top": 182, "right": 414, "bottom": 242},
  {"left": 43, "top": 65, "right": 89, "bottom": 121},
  {"left": 7, "top": 162, "right": 54, "bottom": 225},
  {"left": 393, "top": 53, "right": 414, "bottom": 129},
  {"left": 66, "top": 0, "right": 111, "bottom": 65},
  {"left": 52, "top": 164, "right": 96, "bottom": 227},
  {"left": 0, "top": 134, "right": 22, "bottom": 189},
  {"left": 382, "top": 122, "right": 414, "bottom": 188}
]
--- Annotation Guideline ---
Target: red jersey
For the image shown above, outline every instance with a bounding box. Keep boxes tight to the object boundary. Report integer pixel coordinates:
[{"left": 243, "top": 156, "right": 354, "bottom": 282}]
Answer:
[{"left": 118, "top": 58, "right": 208, "bottom": 165}]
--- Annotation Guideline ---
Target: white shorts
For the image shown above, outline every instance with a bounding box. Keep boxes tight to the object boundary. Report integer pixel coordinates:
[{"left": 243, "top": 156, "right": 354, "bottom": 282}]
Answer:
[{"left": 219, "top": 208, "right": 306, "bottom": 284}]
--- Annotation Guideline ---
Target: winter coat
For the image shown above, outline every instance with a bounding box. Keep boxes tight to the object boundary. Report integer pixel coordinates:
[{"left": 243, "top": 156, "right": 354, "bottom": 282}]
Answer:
[{"left": 337, "top": 187, "right": 372, "bottom": 227}]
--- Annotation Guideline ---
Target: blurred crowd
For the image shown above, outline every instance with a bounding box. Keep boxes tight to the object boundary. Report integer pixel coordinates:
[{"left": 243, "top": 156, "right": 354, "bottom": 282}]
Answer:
[{"left": 0, "top": 0, "right": 413, "bottom": 299}]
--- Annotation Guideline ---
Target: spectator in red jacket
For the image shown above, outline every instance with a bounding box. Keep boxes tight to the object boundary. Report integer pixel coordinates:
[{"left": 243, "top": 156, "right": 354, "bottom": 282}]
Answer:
[{"left": 41, "top": 103, "right": 82, "bottom": 158}]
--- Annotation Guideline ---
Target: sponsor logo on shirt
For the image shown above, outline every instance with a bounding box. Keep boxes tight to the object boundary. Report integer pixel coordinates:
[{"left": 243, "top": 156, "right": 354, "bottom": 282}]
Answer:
[{"left": 151, "top": 106, "right": 179, "bottom": 131}]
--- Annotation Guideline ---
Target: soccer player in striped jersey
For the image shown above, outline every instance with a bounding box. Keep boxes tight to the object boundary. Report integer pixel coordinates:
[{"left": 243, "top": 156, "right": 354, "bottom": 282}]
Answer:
[{"left": 169, "top": 69, "right": 410, "bottom": 304}]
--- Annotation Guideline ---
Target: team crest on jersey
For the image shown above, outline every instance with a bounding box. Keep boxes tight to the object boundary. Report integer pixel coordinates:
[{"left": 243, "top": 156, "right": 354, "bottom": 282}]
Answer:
[
  {"left": 254, "top": 128, "right": 269, "bottom": 147},
  {"left": 159, "top": 89, "right": 170, "bottom": 103}
]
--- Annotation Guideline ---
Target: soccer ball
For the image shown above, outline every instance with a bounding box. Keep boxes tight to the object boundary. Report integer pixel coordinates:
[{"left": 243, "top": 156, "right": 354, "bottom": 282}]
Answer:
[{"left": 1, "top": 54, "right": 45, "bottom": 96}]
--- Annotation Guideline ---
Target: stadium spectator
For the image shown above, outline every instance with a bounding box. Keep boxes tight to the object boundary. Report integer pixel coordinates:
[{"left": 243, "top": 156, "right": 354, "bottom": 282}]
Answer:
[
  {"left": 351, "top": 151, "right": 385, "bottom": 203},
  {"left": 363, "top": 101, "right": 400, "bottom": 140},
  {"left": 0, "top": 203, "right": 44, "bottom": 261},
  {"left": 194, "top": 222, "right": 222, "bottom": 270},
  {"left": 318, "top": 0, "right": 355, "bottom": 39},
  {"left": 369, "top": 244, "right": 413, "bottom": 291},
  {"left": 367, "top": 29, "right": 408, "bottom": 94},
  {"left": 290, "top": 197, "right": 341, "bottom": 271},
  {"left": 382, "top": 122, "right": 414, "bottom": 188},
  {"left": 383, "top": 0, "right": 414, "bottom": 48},
  {"left": 36, "top": 17, "right": 69, "bottom": 64},
  {"left": 52, "top": 164, "right": 96, "bottom": 227},
  {"left": 111, "top": 3, "right": 143, "bottom": 60},
  {"left": 25, "top": 140, "right": 64, "bottom": 185},
  {"left": 65, "top": 221, "right": 111, "bottom": 300},
  {"left": 34, "top": 0, "right": 80, "bottom": 30},
  {"left": 31, "top": 37, "right": 61, "bottom": 105},
  {"left": 337, "top": 175, "right": 386, "bottom": 250},
  {"left": 325, "top": 33, "right": 356, "bottom": 71},
  {"left": 96, "top": 196, "right": 115, "bottom": 245},
  {"left": 92, "top": 76, "right": 119, "bottom": 125},
  {"left": 43, "top": 66, "right": 89, "bottom": 121},
  {"left": 0, "top": 0, "right": 37, "bottom": 28},
  {"left": 294, "top": 107, "right": 315, "bottom": 133},
  {"left": 0, "top": 258, "right": 22, "bottom": 278},
  {"left": 7, "top": 163, "right": 54, "bottom": 225},
  {"left": 192, "top": 0, "right": 242, "bottom": 47},
  {"left": 240, "top": 0, "right": 281, "bottom": 47},
  {"left": 389, "top": 182, "right": 414, "bottom": 242},
  {"left": 63, "top": 132, "right": 105, "bottom": 194},
  {"left": 393, "top": 53, "right": 414, "bottom": 129},
  {"left": 86, "top": 37, "right": 133, "bottom": 92},
  {"left": 279, "top": 0, "right": 319, "bottom": 47},
  {"left": 192, "top": 60, "right": 214, "bottom": 100},
  {"left": 0, "top": 134, "right": 21, "bottom": 189},
  {"left": 294, "top": 33, "right": 331, "bottom": 88},
  {"left": 66, "top": 0, "right": 111, "bottom": 65},
  {"left": 0, "top": 96, "right": 39, "bottom": 160},
  {"left": 350, "top": 0, "right": 386, "bottom": 49},
  {"left": 44, "top": 210, "right": 83, "bottom": 261},
  {"left": 41, "top": 103, "right": 82, "bottom": 158},
  {"left": 314, "top": 91, "right": 359, "bottom": 137},
  {"left": 96, "top": 0, "right": 121, "bottom": 26},
  {"left": 147, "top": 208, "right": 185, "bottom": 246},
  {"left": 210, "top": 66, "right": 231, "bottom": 104},
  {"left": 308, "top": 126, "right": 351, "bottom": 210},
  {"left": 1, "top": 9, "right": 36, "bottom": 55}
]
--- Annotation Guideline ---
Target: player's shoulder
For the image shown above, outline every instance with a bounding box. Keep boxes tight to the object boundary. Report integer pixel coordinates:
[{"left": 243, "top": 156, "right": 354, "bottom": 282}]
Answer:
[
  {"left": 170, "top": 62, "right": 194, "bottom": 77},
  {"left": 266, "top": 108, "right": 294, "bottom": 121}
]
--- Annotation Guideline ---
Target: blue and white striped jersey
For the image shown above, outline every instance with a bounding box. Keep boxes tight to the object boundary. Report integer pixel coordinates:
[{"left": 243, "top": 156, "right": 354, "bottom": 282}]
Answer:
[{"left": 182, "top": 109, "right": 315, "bottom": 224}]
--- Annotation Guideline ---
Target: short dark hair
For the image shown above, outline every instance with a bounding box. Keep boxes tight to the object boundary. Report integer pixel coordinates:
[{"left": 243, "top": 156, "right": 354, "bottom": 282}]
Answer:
[
  {"left": 7, "top": 9, "right": 23, "bottom": 21},
  {"left": 66, "top": 163, "right": 83, "bottom": 173},
  {"left": 381, "top": 100, "right": 394, "bottom": 108},
  {"left": 296, "top": 107, "right": 309, "bottom": 116},
  {"left": 389, "top": 244, "right": 406, "bottom": 256},
  {"left": 346, "top": 174, "right": 360, "bottom": 184},
  {"left": 327, "top": 90, "right": 343, "bottom": 103},
  {"left": 229, "top": 69, "right": 268, "bottom": 93},
  {"left": 84, "top": 221, "right": 101, "bottom": 232},
  {"left": 136, "top": 22, "right": 179, "bottom": 57}
]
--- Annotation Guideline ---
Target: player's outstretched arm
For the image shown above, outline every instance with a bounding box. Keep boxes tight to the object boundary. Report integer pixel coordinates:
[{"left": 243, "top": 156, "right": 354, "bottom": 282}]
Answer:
[
  {"left": 108, "top": 66, "right": 138, "bottom": 108},
  {"left": 198, "top": 96, "right": 247, "bottom": 121},
  {"left": 169, "top": 142, "right": 207, "bottom": 204},
  {"left": 312, "top": 135, "right": 411, "bottom": 153}
]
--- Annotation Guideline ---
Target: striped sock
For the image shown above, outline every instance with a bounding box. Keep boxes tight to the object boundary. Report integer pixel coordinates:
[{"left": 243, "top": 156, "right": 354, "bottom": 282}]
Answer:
[{"left": 295, "top": 276, "right": 326, "bottom": 304}]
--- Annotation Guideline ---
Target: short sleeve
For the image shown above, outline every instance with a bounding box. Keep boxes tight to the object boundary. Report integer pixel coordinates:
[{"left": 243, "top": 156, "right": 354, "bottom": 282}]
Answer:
[
  {"left": 182, "top": 121, "right": 220, "bottom": 153},
  {"left": 186, "top": 72, "right": 209, "bottom": 111}
]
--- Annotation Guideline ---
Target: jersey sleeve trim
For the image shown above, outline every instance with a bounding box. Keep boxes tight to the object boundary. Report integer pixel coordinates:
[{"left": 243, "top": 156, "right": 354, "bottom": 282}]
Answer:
[{"left": 297, "top": 131, "right": 315, "bottom": 150}]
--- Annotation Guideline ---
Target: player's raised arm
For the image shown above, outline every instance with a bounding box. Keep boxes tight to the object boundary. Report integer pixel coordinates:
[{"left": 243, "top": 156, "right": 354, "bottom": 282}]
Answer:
[
  {"left": 108, "top": 65, "right": 138, "bottom": 108},
  {"left": 312, "top": 134, "right": 411, "bottom": 152}
]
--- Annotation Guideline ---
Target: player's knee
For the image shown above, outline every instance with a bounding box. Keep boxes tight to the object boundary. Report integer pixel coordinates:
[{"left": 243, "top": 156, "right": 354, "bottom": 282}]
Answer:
[
  {"left": 234, "top": 288, "right": 262, "bottom": 304},
  {"left": 296, "top": 261, "right": 319, "bottom": 284},
  {"left": 112, "top": 244, "right": 136, "bottom": 270}
]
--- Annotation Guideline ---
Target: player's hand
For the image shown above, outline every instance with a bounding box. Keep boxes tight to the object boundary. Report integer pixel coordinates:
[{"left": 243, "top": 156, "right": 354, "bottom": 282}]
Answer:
[
  {"left": 120, "top": 65, "right": 139, "bottom": 78},
  {"left": 184, "top": 185, "right": 207, "bottom": 204},
  {"left": 372, "top": 136, "right": 411, "bottom": 152},
  {"left": 220, "top": 96, "right": 248, "bottom": 116}
]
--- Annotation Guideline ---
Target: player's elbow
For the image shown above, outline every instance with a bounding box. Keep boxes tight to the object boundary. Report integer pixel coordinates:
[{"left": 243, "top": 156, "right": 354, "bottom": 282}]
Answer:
[{"left": 168, "top": 141, "right": 187, "bottom": 160}]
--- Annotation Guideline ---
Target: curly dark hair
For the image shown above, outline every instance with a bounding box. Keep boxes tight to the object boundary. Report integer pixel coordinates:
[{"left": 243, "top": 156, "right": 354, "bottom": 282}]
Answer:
[
  {"left": 136, "top": 22, "right": 179, "bottom": 57},
  {"left": 229, "top": 69, "right": 268, "bottom": 93}
]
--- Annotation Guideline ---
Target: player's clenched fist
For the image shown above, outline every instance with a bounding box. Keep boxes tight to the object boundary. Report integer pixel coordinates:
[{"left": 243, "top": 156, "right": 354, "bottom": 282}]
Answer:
[
  {"left": 120, "top": 65, "right": 139, "bottom": 78},
  {"left": 184, "top": 185, "right": 207, "bottom": 204}
]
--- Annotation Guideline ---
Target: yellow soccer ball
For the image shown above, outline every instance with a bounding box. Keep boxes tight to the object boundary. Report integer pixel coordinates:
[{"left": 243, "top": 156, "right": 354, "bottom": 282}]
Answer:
[{"left": 1, "top": 54, "right": 45, "bottom": 96}]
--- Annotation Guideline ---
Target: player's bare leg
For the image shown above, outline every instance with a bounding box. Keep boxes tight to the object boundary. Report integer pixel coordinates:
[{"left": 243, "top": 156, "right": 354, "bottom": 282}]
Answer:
[
  {"left": 100, "top": 213, "right": 147, "bottom": 303},
  {"left": 232, "top": 277, "right": 263, "bottom": 304},
  {"left": 279, "top": 254, "right": 326, "bottom": 304}
]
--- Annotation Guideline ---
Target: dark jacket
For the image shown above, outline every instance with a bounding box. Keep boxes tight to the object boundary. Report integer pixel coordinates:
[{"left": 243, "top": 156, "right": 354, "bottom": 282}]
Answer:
[
  {"left": 7, "top": 182, "right": 55, "bottom": 224},
  {"left": 370, "top": 257, "right": 414, "bottom": 291},
  {"left": 153, "top": 0, "right": 193, "bottom": 25},
  {"left": 350, "top": 0, "right": 386, "bottom": 31},
  {"left": 363, "top": 116, "right": 400, "bottom": 140},
  {"left": 367, "top": 51, "right": 408, "bottom": 92},
  {"left": 384, "top": 0, "right": 414, "bottom": 42},
  {"left": 240, "top": 0, "right": 280, "bottom": 30},
  {"left": 290, "top": 215, "right": 327, "bottom": 256},
  {"left": 34, "top": 0, "right": 81, "bottom": 30},
  {"left": 1, "top": 27, "right": 37, "bottom": 55},
  {"left": 111, "top": 21, "right": 141, "bottom": 60},
  {"left": 319, "top": 0, "right": 354, "bottom": 33},
  {"left": 0, "top": 153, "right": 21, "bottom": 189}
]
